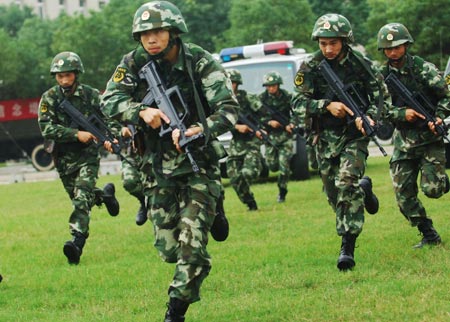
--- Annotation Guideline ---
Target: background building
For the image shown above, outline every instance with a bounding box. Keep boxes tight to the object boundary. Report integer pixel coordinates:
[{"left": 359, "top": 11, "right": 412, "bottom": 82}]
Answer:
[{"left": 0, "top": 0, "right": 109, "bottom": 19}]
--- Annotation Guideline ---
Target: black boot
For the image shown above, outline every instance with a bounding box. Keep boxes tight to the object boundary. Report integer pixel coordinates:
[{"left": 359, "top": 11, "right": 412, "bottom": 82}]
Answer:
[
  {"left": 246, "top": 199, "right": 258, "bottom": 211},
  {"left": 63, "top": 232, "right": 86, "bottom": 265},
  {"left": 103, "top": 183, "right": 120, "bottom": 216},
  {"left": 0, "top": 274, "right": 2, "bottom": 283},
  {"left": 135, "top": 197, "right": 148, "bottom": 226},
  {"left": 164, "top": 297, "right": 189, "bottom": 322},
  {"left": 211, "top": 194, "right": 229, "bottom": 242},
  {"left": 359, "top": 176, "right": 379, "bottom": 215},
  {"left": 337, "top": 233, "right": 357, "bottom": 271},
  {"left": 414, "top": 219, "right": 442, "bottom": 248},
  {"left": 277, "top": 188, "right": 287, "bottom": 203}
]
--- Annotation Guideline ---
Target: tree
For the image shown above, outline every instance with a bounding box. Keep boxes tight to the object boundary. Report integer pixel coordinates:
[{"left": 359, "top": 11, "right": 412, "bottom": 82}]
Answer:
[
  {"left": 0, "top": 4, "right": 34, "bottom": 37},
  {"left": 366, "top": 0, "right": 450, "bottom": 69},
  {"left": 221, "top": 0, "right": 315, "bottom": 52}
]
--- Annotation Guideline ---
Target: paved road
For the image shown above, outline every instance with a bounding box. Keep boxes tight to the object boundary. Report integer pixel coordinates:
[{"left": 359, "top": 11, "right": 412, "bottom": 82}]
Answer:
[
  {"left": 0, "top": 143, "right": 393, "bottom": 185},
  {"left": 0, "top": 157, "right": 122, "bottom": 185}
]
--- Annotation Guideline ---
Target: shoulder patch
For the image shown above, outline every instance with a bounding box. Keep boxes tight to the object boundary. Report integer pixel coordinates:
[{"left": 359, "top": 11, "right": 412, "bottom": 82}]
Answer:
[
  {"left": 40, "top": 103, "right": 48, "bottom": 113},
  {"left": 295, "top": 72, "right": 304, "bottom": 86},
  {"left": 113, "top": 67, "right": 127, "bottom": 83},
  {"left": 445, "top": 74, "right": 450, "bottom": 86}
]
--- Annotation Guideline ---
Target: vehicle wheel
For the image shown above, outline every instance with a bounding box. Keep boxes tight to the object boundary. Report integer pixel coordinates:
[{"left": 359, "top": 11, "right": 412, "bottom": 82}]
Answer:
[
  {"left": 446, "top": 143, "right": 450, "bottom": 169},
  {"left": 290, "top": 135, "right": 310, "bottom": 180},
  {"left": 259, "top": 158, "right": 269, "bottom": 178},
  {"left": 31, "top": 144, "right": 54, "bottom": 172},
  {"left": 376, "top": 122, "right": 394, "bottom": 141},
  {"left": 220, "top": 160, "right": 228, "bottom": 178}
]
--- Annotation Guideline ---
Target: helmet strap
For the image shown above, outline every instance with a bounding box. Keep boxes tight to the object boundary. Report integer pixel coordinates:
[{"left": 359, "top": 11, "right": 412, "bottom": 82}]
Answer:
[{"left": 60, "top": 80, "right": 78, "bottom": 97}]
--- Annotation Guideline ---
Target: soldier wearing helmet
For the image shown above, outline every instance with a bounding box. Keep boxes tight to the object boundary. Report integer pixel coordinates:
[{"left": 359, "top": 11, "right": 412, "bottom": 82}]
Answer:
[
  {"left": 259, "top": 71, "right": 294, "bottom": 203},
  {"left": 226, "top": 69, "right": 264, "bottom": 211},
  {"left": 292, "top": 14, "right": 389, "bottom": 271},
  {"left": 101, "top": 2, "right": 238, "bottom": 320},
  {"left": 38, "top": 52, "right": 120, "bottom": 265},
  {"left": 378, "top": 23, "right": 450, "bottom": 249}
]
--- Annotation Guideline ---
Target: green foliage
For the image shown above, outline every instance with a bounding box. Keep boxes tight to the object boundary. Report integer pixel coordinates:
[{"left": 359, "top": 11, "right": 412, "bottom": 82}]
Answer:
[
  {"left": 221, "top": 0, "right": 315, "bottom": 51},
  {"left": 0, "top": 4, "right": 34, "bottom": 37},
  {"left": 0, "top": 1, "right": 449, "bottom": 99},
  {"left": 0, "top": 157, "right": 449, "bottom": 321}
]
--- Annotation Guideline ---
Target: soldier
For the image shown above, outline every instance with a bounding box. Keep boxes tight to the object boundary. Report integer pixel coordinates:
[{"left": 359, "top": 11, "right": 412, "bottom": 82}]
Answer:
[
  {"left": 377, "top": 23, "right": 450, "bottom": 248},
  {"left": 292, "top": 14, "right": 385, "bottom": 271},
  {"left": 119, "top": 124, "right": 148, "bottom": 226},
  {"left": 38, "top": 51, "right": 120, "bottom": 265},
  {"left": 101, "top": 2, "right": 238, "bottom": 321},
  {"left": 226, "top": 69, "right": 264, "bottom": 211},
  {"left": 259, "top": 71, "right": 294, "bottom": 202}
]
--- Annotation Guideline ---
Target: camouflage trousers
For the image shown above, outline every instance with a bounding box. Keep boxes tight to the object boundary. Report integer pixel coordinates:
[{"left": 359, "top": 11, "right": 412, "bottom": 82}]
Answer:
[
  {"left": 390, "top": 142, "right": 449, "bottom": 226},
  {"left": 121, "top": 154, "right": 145, "bottom": 200},
  {"left": 265, "top": 135, "right": 293, "bottom": 190},
  {"left": 146, "top": 173, "right": 221, "bottom": 303},
  {"left": 226, "top": 149, "right": 262, "bottom": 204},
  {"left": 318, "top": 139, "right": 368, "bottom": 236},
  {"left": 60, "top": 162, "right": 102, "bottom": 237}
]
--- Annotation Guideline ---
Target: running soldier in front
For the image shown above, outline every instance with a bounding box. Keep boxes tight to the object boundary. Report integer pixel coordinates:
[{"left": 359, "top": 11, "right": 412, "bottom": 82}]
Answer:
[
  {"left": 377, "top": 23, "right": 450, "bottom": 248},
  {"left": 38, "top": 52, "right": 120, "bottom": 265},
  {"left": 101, "top": 2, "right": 238, "bottom": 321},
  {"left": 292, "top": 14, "right": 387, "bottom": 271}
]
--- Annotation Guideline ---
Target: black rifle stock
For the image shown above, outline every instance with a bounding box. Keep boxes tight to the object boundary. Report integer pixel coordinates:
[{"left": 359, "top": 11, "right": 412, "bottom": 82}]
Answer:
[
  {"left": 384, "top": 72, "right": 449, "bottom": 143},
  {"left": 318, "top": 59, "right": 387, "bottom": 156},
  {"left": 139, "top": 60, "right": 203, "bottom": 173},
  {"left": 59, "top": 99, "right": 124, "bottom": 157},
  {"left": 238, "top": 112, "right": 277, "bottom": 149}
]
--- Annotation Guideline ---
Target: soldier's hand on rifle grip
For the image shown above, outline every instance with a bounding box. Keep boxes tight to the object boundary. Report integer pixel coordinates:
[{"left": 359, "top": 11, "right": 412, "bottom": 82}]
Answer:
[
  {"left": 268, "top": 120, "right": 282, "bottom": 129},
  {"left": 139, "top": 107, "right": 170, "bottom": 129},
  {"left": 77, "top": 130, "right": 96, "bottom": 144},
  {"left": 103, "top": 138, "right": 119, "bottom": 153},
  {"left": 121, "top": 126, "right": 133, "bottom": 138},
  {"left": 428, "top": 117, "right": 443, "bottom": 136},
  {"left": 326, "top": 102, "right": 354, "bottom": 119},
  {"left": 286, "top": 123, "right": 294, "bottom": 134},
  {"left": 405, "top": 108, "right": 425, "bottom": 123},
  {"left": 355, "top": 116, "right": 375, "bottom": 136}
]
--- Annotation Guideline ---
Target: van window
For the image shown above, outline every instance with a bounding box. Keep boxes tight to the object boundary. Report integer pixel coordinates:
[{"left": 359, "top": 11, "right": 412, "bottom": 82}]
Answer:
[{"left": 227, "top": 60, "right": 298, "bottom": 94}]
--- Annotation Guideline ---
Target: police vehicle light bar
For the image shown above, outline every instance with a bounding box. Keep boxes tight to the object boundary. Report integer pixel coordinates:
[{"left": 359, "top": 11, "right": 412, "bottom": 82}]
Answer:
[{"left": 220, "top": 41, "right": 294, "bottom": 62}]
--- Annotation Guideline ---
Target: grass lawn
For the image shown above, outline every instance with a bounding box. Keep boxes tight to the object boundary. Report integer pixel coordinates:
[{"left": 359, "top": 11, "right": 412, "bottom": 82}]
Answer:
[{"left": 0, "top": 156, "right": 449, "bottom": 321}]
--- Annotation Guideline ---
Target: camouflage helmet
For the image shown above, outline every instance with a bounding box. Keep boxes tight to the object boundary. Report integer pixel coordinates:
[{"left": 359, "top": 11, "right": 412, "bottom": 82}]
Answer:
[
  {"left": 132, "top": 1, "right": 188, "bottom": 41},
  {"left": 311, "top": 13, "right": 354, "bottom": 43},
  {"left": 377, "top": 23, "right": 414, "bottom": 50},
  {"left": 228, "top": 69, "right": 242, "bottom": 84},
  {"left": 263, "top": 71, "right": 283, "bottom": 86},
  {"left": 50, "top": 51, "right": 84, "bottom": 74}
]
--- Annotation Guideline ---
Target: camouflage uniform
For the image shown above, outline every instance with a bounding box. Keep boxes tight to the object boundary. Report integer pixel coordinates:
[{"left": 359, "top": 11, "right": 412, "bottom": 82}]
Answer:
[
  {"left": 38, "top": 52, "right": 120, "bottom": 265},
  {"left": 292, "top": 14, "right": 387, "bottom": 271},
  {"left": 259, "top": 73, "right": 294, "bottom": 201},
  {"left": 226, "top": 88, "right": 264, "bottom": 210},
  {"left": 101, "top": 2, "right": 238, "bottom": 311},
  {"left": 378, "top": 23, "right": 450, "bottom": 247}
]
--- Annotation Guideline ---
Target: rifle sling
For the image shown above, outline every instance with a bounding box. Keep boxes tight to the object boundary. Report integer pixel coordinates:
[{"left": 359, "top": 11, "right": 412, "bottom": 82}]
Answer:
[{"left": 184, "top": 49, "right": 210, "bottom": 145}]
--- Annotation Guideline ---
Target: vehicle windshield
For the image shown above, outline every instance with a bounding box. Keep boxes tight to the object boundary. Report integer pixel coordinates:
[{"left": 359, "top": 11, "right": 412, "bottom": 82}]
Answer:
[{"left": 228, "top": 60, "right": 298, "bottom": 94}]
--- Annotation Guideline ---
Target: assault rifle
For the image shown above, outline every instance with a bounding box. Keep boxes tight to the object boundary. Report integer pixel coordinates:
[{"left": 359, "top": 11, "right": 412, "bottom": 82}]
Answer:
[
  {"left": 262, "top": 103, "right": 304, "bottom": 136},
  {"left": 384, "top": 72, "right": 449, "bottom": 143},
  {"left": 139, "top": 60, "right": 203, "bottom": 173},
  {"left": 59, "top": 99, "right": 127, "bottom": 159},
  {"left": 238, "top": 112, "right": 277, "bottom": 149},
  {"left": 318, "top": 59, "right": 387, "bottom": 156}
]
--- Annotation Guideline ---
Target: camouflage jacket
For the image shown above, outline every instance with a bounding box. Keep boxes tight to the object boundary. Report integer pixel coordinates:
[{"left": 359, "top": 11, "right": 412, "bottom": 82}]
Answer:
[
  {"left": 380, "top": 54, "right": 450, "bottom": 151},
  {"left": 101, "top": 41, "right": 238, "bottom": 183},
  {"left": 292, "top": 47, "right": 388, "bottom": 158},
  {"left": 229, "top": 89, "right": 264, "bottom": 156},
  {"left": 38, "top": 83, "right": 103, "bottom": 175}
]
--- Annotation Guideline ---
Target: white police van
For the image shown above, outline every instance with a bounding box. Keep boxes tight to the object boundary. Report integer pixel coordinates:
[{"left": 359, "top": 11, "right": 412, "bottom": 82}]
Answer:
[{"left": 217, "top": 41, "right": 312, "bottom": 180}]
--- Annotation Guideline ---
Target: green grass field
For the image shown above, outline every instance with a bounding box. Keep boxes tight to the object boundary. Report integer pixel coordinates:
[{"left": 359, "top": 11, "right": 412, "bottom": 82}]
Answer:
[{"left": 0, "top": 156, "right": 449, "bottom": 322}]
